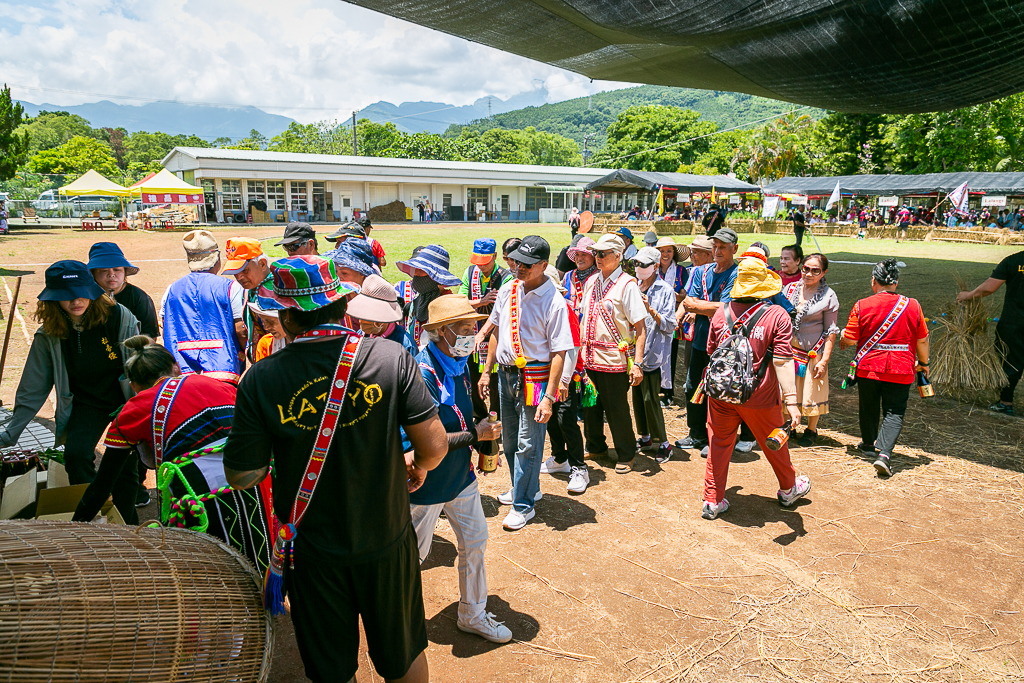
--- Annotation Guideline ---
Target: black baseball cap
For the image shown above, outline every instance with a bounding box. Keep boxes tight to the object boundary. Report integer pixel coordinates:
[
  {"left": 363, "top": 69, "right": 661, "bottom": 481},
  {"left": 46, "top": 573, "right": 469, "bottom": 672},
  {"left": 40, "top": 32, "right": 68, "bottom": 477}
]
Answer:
[
  {"left": 357, "top": 215, "right": 372, "bottom": 229},
  {"left": 275, "top": 222, "right": 316, "bottom": 246},
  {"left": 325, "top": 222, "right": 366, "bottom": 243},
  {"left": 509, "top": 235, "right": 550, "bottom": 265}
]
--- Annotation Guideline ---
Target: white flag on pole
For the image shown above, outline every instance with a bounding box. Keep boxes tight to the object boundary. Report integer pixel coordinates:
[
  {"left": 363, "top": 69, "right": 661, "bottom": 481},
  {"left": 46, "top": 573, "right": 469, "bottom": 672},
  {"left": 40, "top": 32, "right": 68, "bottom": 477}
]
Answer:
[
  {"left": 825, "top": 181, "right": 841, "bottom": 210},
  {"left": 947, "top": 181, "right": 969, "bottom": 214}
]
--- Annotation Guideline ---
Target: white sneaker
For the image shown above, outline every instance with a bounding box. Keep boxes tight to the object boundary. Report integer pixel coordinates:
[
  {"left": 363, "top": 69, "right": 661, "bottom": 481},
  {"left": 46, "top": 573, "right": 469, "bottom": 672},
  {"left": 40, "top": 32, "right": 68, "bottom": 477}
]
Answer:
[
  {"left": 458, "top": 612, "right": 513, "bottom": 643},
  {"left": 701, "top": 499, "right": 730, "bottom": 520},
  {"left": 734, "top": 440, "right": 756, "bottom": 453},
  {"left": 502, "top": 508, "right": 535, "bottom": 530},
  {"left": 497, "top": 489, "right": 543, "bottom": 505},
  {"left": 539, "top": 456, "right": 571, "bottom": 475},
  {"left": 567, "top": 466, "right": 590, "bottom": 494},
  {"left": 777, "top": 475, "right": 811, "bottom": 507}
]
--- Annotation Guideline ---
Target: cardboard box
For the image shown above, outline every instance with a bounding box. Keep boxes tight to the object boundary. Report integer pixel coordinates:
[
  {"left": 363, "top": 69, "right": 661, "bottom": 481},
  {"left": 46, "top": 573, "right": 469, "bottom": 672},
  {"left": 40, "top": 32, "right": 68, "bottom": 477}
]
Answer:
[
  {"left": 48, "top": 459, "right": 69, "bottom": 489},
  {"left": 0, "top": 472, "right": 38, "bottom": 519},
  {"left": 34, "top": 484, "right": 125, "bottom": 525}
]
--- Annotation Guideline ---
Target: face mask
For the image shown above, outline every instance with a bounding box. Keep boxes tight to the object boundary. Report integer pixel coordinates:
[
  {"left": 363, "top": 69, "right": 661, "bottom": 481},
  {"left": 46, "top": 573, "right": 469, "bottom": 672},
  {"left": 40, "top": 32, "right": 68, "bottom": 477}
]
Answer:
[
  {"left": 360, "top": 321, "right": 387, "bottom": 336},
  {"left": 446, "top": 327, "right": 476, "bottom": 357},
  {"left": 411, "top": 275, "right": 439, "bottom": 294},
  {"left": 636, "top": 264, "right": 657, "bottom": 280}
]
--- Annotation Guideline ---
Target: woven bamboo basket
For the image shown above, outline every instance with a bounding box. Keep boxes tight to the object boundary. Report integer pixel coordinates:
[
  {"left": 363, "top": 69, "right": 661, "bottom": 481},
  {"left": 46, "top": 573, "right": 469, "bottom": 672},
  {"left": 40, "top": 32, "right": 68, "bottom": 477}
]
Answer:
[{"left": 0, "top": 521, "right": 273, "bottom": 682}]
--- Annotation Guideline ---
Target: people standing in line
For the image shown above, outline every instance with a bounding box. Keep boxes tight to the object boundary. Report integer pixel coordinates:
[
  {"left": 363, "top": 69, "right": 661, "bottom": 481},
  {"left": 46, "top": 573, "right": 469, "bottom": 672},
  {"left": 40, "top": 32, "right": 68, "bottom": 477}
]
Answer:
[
  {"left": 631, "top": 247, "right": 677, "bottom": 463},
  {"left": 614, "top": 227, "right": 639, "bottom": 260},
  {"left": 407, "top": 295, "right": 512, "bottom": 644},
  {"left": 480, "top": 236, "right": 573, "bottom": 530},
  {"left": 579, "top": 234, "right": 648, "bottom": 474},
  {"left": 221, "top": 238, "right": 272, "bottom": 363},
  {"left": 460, "top": 238, "right": 510, "bottom": 419},
  {"left": 223, "top": 255, "right": 448, "bottom": 683},
  {"left": 654, "top": 236, "right": 690, "bottom": 407},
  {"left": 840, "top": 259, "right": 929, "bottom": 477},
  {"left": 701, "top": 255, "right": 810, "bottom": 520},
  {"left": 792, "top": 207, "right": 806, "bottom": 246},
  {"left": 539, "top": 267, "right": 590, "bottom": 495},
  {"left": 703, "top": 203, "right": 726, "bottom": 236},
  {"left": 88, "top": 242, "right": 158, "bottom": 338},
  {"left": 676, "top": 236, "right": 714, "bottom": 398},
  {"left": 783, "top": 253, "right": 839, "bottom": 447},
  {"left": 348, "top": 274, "right": 418, "bottom": 356},
  {"left": 275, "top": 221, "right": 319, "bottom": 257},
  {"left": 675, "top": 228, "right": 751, "bottom": 456},
  {"left": 957, "top": 249, "right": 1024, "bottom": 415},
  {"left": 161, "top": 230, "right": 245, "bottom": 383},
  {"left": 0, "top": 262, "right": 140, "bottom": 499},
  {"left": 72, "top": 336, "right": 272, "bottom": 566},
  {"left": 397, "top": 245, "right": 462, "bottom": 348},
  {"left": 778, "top": 244, "right": 804, "bottom": 287}
]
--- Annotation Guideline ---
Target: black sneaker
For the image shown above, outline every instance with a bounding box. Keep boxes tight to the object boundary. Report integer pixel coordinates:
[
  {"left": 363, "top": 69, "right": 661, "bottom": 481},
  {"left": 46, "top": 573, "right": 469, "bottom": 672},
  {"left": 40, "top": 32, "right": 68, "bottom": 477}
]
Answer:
[
  {"left": 797, "top": 429, "right": 817, "bottom": 448},
  {"left": 674, "top": 435, "right": 708, "bottom": 450},
  {"left": 636, "top": 436, "right": 653, "bottom": 450},
  {"left": 856, "top": 442, "right": 876, "bottom": 456},
  {"left": 653, "top": 443, "right": 672, "bottom": 464},
  {"left": 135, "top": 488, "right": 152, "bottom": 508},
  {"left": 989, "top": 402, "right": 1016, "bottom": 416},
  {"left": 873, "top": 454, "right": 892, "bottom": 477}
]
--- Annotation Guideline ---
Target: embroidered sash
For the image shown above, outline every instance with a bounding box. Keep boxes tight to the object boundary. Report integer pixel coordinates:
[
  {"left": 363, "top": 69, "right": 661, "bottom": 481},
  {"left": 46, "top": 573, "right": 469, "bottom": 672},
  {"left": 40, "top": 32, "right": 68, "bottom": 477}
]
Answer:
[
  {"left": 583, "top": 272, "right": 635, "bottom": 370},
  {"left": 842, "top": 296, "right": 909, "bottom": 388},
  {"left": 522, "top": 361, "right": 552, "bottom": 407},
  {"left": 793, "top": 334, "right": 828, "bottom": 377},
  {"left": 509, "top": 280, "right": 527, "bottom": 368},
  {"left": 151, "top": 375, "right": 187, "bottom": 467}
]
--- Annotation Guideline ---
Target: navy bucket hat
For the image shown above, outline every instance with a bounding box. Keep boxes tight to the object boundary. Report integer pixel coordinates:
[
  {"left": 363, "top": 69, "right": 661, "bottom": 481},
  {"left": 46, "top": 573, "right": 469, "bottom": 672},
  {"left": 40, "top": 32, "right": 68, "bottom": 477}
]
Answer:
[
  {"left": 39, "top": 260, "right": 106, "bottom": 302},
  {"left": 87, "top": 242, "right": 139, "bottom": 276},
  {"left": 396, "top": 245, "right": 461, "bottom": 288}
]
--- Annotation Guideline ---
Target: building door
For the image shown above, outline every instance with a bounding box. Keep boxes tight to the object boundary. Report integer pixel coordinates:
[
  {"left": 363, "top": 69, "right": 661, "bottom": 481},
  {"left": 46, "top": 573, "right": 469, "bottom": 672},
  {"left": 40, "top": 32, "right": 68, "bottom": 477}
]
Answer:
[
  {"left": 501, "top": 195, "right": 510, "bottom": 219},
  {"left": 468, "top": 187, "right": 489, "bottom": 219}
]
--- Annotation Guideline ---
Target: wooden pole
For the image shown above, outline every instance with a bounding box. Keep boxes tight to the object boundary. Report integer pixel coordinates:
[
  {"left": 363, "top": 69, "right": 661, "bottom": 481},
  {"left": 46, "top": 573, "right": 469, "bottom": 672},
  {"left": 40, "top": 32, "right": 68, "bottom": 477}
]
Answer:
[{"left": 0, "top": 276, "right": 23, "bottom": 395}]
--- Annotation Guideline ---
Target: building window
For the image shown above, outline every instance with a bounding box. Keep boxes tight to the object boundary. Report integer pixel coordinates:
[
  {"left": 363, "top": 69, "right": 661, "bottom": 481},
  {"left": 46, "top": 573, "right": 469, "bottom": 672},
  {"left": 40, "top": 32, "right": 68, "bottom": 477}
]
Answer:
[
  {"left": 468, "top": 187, "right": 489, "bottom": 211},
  {"left": 266, "top": 181, "right": 285, "bottom": 210},
  {"left": 221, "top": 180, "right": 242, "bottom": 211},
  {"left": 442, "top": 194, "right": 452, "bottom": 211},
  {"left": 247, "top": 180, "right": 265, "bottom": 201},
  {"left": 525, "top": 187, "right": 549, "bottom": 211},
  {"left": 290, "top": 181, "right": 308, "bottom": 211}
]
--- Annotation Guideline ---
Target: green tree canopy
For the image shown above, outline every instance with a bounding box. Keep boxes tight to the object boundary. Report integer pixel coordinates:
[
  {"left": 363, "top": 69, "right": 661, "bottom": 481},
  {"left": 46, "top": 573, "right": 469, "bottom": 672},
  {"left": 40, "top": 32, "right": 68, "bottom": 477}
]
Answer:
[
  {"left": 28, "top": 135, "right": 119, "bottom": 179},
  {"left": 0, "top": 85, "right": 30, "bottom": 181},
  {"left": 594, "top": 106, "right": 717, "bottom": 172},
  {"left": 269, "top": 121, "right": 353, "bottom": 155},
  {"left": 124, "top": 131, "right": 210, "bottom": 168},
  {"left": 19, "top": 111, "right": 104, "bottom": 153}
]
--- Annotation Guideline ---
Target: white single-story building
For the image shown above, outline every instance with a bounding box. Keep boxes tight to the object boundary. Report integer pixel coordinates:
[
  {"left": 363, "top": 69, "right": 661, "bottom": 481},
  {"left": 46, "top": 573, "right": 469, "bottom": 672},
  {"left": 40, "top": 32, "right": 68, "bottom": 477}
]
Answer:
[{"left": 161, "top": 147, "right": 611, "bottom": 223}]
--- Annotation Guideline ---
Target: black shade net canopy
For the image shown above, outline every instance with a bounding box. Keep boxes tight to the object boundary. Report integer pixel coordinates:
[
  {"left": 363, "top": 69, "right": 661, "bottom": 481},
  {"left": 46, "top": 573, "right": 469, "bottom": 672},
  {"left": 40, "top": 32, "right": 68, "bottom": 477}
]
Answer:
[
  {"left": 764, "top": 172, "right": 1024, "bottom": 196},
  {"left": 587, "top": 169, "right": 759, "bottom": 194},
  {"left": 339, "top": 0, "right": 1024, "bottom": 114}
]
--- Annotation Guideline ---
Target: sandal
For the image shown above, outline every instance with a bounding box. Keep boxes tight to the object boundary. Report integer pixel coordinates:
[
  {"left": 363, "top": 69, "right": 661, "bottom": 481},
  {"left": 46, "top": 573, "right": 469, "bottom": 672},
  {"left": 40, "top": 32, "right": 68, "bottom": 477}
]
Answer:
[{"left": 615, "top": 462, "right": 633, "bottom": 474}]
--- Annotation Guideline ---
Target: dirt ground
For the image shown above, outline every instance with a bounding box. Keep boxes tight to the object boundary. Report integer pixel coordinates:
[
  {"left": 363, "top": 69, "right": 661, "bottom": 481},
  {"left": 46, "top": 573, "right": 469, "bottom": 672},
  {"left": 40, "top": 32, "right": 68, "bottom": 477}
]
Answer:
[{"left": 1, "top": 225, "right": 1022, "bottom": 682}]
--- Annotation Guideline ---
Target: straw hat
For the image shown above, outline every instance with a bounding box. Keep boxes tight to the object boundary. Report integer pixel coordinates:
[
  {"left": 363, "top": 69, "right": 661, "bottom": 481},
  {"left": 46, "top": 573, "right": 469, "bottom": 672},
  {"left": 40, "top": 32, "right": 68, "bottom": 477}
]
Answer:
[
  {"left": 346, "top": 274, "right": 403, "bottom": 323},
  {"left": 655, "top": 236, "right": 690, "bottom": 262},
  {"left": 730, "top": 257, "right": 782, "bottom": 300},
  {"left": 424, "top": 294, "right": 487, "bottom": 331},
  {"left": 182, "top": 230, "right": 219, "bottom": 272}
]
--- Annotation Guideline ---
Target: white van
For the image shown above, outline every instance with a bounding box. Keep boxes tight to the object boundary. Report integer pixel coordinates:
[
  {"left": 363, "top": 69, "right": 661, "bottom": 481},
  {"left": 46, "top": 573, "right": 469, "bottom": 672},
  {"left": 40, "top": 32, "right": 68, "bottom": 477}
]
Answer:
[{"left": 33, "top": 190, "right": 61, "bottom": 211}]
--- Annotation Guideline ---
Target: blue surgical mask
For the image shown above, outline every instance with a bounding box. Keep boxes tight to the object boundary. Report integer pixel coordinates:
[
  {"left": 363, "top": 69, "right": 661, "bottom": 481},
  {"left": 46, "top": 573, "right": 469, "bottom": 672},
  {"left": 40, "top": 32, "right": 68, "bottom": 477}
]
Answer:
[{"left": 448, "top": 329, "right": 476, "bottom": 357}]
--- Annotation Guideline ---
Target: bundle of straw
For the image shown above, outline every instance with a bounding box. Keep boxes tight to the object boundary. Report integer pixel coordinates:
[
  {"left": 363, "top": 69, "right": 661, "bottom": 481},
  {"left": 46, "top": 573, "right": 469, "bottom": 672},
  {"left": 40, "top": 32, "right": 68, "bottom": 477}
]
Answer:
[{"left": 931, "top": 276, "right": 1008, "bottom": 399}]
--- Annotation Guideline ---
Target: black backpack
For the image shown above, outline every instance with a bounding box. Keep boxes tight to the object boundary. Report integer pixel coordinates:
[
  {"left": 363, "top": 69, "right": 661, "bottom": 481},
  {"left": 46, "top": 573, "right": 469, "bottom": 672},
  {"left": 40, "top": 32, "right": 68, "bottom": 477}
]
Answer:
[{"left": 705, "top": 303, "right": 773, "bottom": 405}]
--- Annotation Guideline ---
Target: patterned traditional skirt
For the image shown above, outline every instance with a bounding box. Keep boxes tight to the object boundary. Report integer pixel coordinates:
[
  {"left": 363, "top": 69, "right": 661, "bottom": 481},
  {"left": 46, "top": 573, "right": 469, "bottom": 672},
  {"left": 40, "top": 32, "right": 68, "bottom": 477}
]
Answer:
[{"left": 157, "top": 440, "right": 274, "bottom": 573}]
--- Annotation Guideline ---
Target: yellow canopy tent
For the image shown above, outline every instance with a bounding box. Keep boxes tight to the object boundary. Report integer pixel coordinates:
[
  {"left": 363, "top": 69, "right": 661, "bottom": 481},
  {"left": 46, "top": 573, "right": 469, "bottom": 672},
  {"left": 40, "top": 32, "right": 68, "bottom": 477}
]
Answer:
[
  {"left": 58, "top": 170, "right": 130, "bottom": 228},
  {"left": 58, "top": 169, "right": 129, "bottom": 197},
  {"left": 130, "top": 169, "right": 205, "bottom": 226}
]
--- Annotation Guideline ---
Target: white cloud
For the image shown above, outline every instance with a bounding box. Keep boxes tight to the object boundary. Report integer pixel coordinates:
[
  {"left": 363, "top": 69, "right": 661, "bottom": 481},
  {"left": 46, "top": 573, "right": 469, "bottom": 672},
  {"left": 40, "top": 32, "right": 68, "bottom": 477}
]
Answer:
[{"left": 1, "top": 0, "right": 629, "bottom": 122}]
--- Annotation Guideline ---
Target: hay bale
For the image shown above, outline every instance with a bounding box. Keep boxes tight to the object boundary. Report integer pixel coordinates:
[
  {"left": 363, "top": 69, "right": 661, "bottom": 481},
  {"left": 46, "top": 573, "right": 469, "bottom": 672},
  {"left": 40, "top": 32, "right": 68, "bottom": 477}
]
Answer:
[
  {"left": 931, "top": 277, "right": 1008, "bottom": 400},
  {"left": 367, "top": 200, "right": 408, "bottom": 223}
]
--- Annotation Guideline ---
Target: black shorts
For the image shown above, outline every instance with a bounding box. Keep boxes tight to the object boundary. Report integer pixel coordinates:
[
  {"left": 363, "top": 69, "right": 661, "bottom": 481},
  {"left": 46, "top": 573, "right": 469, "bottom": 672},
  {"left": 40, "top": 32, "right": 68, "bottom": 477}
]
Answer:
[{"left": 285, "top": 524, "right": 427, "bottom": 682}]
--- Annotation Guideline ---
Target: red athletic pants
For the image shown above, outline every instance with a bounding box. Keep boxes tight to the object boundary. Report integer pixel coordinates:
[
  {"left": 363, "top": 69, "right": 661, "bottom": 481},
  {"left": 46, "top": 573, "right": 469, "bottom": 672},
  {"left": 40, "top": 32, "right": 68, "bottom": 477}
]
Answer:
[{"left": 704, "top": 399, "right": 796, "bottom": 505}]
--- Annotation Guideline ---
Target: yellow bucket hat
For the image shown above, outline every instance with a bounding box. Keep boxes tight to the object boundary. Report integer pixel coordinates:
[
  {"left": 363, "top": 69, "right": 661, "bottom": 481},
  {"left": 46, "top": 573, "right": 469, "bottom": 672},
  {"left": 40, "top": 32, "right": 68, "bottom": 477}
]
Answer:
[{"left": 730, "top": 257, "right": 782, "bottom": 300}]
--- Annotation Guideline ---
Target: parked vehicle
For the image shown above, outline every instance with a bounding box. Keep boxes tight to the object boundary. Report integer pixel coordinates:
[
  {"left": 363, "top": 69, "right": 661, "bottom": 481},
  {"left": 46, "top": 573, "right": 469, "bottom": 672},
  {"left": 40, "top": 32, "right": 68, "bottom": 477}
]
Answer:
[{"left": 32, "top": 190, "right": 62, "bottom": 211}]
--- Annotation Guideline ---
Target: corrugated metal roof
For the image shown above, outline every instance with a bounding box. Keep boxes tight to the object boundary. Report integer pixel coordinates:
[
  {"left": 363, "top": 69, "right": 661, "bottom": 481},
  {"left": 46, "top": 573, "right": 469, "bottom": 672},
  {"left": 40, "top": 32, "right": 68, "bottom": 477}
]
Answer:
[
  {"left": 164, "top": 147, "right": 609, "bottom": 178},
  {"left": 586, "top": 169, "right": 759, "bottom": 193},
  {"left": 764, "top": 172, "right": 1024, "bottom": 196}
]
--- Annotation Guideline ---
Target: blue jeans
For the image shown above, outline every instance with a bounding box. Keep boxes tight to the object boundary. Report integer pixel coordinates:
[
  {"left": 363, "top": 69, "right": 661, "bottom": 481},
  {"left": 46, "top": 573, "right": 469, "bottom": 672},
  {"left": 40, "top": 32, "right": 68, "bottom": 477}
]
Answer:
[{"left": 498, "top": 367, "right": 547, "bottom": 513}]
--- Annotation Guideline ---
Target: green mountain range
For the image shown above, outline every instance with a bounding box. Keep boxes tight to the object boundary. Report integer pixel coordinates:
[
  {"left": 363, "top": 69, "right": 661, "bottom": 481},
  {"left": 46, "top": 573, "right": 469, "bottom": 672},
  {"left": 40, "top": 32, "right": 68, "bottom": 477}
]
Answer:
[{"left": 447, "top": 85, "right": 823, "bottom": 150}]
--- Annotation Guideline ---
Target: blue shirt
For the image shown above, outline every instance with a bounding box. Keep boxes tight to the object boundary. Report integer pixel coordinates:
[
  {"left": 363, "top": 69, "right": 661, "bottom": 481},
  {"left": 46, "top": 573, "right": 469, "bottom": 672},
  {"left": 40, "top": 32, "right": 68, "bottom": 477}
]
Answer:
[
  {"left": 406, "top": 345, "right": 476, "bottom": 506},
  {"left": 687, "top": 263, "right": 737, "bottom": 351},
  {"left": 385, "top": 323, "right": 418, "bottom": 356}
]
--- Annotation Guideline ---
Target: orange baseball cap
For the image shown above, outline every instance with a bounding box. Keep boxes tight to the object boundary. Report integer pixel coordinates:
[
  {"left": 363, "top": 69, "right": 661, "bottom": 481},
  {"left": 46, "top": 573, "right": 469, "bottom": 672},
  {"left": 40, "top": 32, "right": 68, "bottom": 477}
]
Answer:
[{"left": 221, "top": 238, "right": 264, "bottom": 275}]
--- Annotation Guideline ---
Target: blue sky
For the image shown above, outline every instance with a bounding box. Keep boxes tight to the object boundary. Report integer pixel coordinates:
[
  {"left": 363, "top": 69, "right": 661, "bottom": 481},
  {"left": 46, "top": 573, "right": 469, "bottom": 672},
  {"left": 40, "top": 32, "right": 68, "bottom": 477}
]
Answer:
[{"left": 2, "top": 0, "right": 628, "bottom": 122}]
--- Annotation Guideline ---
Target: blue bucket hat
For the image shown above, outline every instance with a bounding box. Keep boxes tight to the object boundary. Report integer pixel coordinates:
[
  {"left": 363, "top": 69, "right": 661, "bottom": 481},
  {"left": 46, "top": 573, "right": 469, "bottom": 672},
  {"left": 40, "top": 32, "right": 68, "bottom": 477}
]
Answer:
[
  {"left": 396, "top": 245, "right": 461, "bottom": 288},
  {"left": 39, "top": 260, "right": 106, "bottom": 302},
  {"left": 87, "top": 242, "right": 139, "bottom": 276},
  {"left": 327, "top": 238, "right": 376, "bottom": 278},
  {"left": 614, "top": 227, "right": 634, "bottom": 242}
]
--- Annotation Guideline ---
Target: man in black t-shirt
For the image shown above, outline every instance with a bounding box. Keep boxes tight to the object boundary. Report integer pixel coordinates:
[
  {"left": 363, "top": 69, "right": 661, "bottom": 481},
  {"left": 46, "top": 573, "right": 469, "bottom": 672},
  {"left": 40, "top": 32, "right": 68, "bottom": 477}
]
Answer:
[
  {"left": 223, "top": 255, "right": 447, "bottom": 683},
  {"left": 958, "top": 250, "right": 1024, "bottom": 415},
  {"left": 791, "top": 209, "right": 806, "bottom": 247}
]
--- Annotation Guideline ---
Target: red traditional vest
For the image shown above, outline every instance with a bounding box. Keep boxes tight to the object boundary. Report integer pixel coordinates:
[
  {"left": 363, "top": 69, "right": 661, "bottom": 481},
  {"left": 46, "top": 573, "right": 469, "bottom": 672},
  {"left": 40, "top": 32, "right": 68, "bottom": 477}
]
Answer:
[{"left": 852, "top": 292, "right": 921, "bottom": 383}]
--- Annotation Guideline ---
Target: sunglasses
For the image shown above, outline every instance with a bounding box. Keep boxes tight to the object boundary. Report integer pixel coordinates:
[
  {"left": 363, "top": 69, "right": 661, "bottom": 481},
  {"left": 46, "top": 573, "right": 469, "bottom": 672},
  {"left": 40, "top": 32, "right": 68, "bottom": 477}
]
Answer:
[
  {"left": 509, "top": 259, "right": 535, "bottom": 269},
  {"left": 801, "top": 266, "right": 823, "bottom": 275},
  {"left": 283, "top": 241, "right": 307, "bottom": 253},
  {"left": 592, "top": 250, "right": 613, "bottom": 258}
]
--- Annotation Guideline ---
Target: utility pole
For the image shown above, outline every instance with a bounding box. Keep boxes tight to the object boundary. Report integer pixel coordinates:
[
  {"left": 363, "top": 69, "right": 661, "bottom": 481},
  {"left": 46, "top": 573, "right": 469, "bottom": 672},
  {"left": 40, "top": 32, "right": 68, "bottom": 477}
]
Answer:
[
  {"left": 582, "top": 133, "right": 593, "bottom": 167},
  {"left": 351, "top": 112, "right": 358, "bottom": 156}
]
